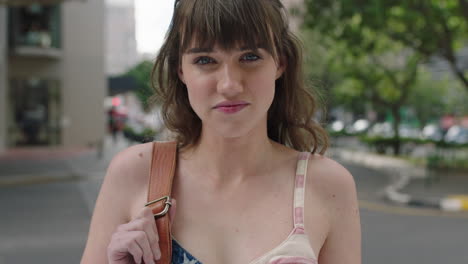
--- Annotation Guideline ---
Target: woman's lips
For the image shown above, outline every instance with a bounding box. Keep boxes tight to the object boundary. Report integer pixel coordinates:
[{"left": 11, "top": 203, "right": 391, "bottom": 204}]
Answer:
[{"left": 214, "top": 101, "right": 249, "bottom": 114}]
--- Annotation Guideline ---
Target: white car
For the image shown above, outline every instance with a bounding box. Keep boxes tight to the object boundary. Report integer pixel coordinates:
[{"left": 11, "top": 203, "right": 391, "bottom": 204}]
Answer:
[{"left": 445, "top": 125, "right": 468, "bottom": 144}]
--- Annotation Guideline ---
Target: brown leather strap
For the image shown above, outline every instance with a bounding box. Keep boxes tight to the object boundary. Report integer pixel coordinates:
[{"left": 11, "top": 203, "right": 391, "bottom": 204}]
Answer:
[{"left": 146, "top": 141, "right": 177, "bottom": 264}]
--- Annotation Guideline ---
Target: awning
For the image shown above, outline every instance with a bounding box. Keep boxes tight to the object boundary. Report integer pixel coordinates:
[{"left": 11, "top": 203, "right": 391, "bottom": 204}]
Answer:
[
  {"left": 108, "top": 76, "right": 138, "bottom": 96},
  {"left": 0, "top": 0, "right": 82, "bottom": 6}
]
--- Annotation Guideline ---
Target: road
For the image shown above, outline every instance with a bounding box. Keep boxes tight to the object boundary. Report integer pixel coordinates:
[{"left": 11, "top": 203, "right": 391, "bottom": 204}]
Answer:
[{"left": 0, "top": 161, "right": 467, "bottom": 263}]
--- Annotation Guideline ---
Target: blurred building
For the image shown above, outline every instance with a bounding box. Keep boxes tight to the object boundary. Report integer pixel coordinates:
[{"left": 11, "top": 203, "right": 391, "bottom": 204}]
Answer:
[
  {"left": 0, "top": 0, "right": 106, "bottom": 153},
  {"left": 105, "top": 0, "right": 138, "bottom": 75}
]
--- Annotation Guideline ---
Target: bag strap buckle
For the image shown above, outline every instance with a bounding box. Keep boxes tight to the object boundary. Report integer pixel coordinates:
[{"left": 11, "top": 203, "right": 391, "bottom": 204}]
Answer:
[{"left": 145, "top": 195, "right": 172, "bottom": 218}]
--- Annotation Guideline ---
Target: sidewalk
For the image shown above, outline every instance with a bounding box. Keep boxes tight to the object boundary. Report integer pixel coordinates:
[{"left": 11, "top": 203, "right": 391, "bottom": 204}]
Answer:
[
  {"left": 330, "top": 147, "right": 468, "bottom": 212},
  {"left": 0, "top": 134, "right": 132, "bottom": 186},
  {"left": 1, "top": 140, "right": 467, "bottom": 212}
]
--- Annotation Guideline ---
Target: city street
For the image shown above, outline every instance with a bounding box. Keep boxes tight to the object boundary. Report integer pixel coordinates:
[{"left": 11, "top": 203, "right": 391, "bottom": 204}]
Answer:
[
  {"left": 1, "top": 159, "right": 467, "bottom": 264},
  {"left": 2, "top": 0, "right": 467, "bottom": 263}
]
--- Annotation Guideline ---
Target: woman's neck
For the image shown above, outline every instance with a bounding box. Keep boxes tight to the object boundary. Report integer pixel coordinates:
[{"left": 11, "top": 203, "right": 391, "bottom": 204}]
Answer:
[{"left": 179, "top": 127, "right": 279, "bottom": 189}]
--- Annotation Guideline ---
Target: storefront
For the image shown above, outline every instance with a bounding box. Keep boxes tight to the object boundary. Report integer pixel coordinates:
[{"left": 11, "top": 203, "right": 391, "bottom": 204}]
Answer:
[
  {"left": 5, "top": 4, "right": 62, "bottom": 147},
  {"left": 7, "top": 78, "right": 61, "bottom": 146},
  {"left": 0, "top": 0, "right": 106, "bottom": 152}
]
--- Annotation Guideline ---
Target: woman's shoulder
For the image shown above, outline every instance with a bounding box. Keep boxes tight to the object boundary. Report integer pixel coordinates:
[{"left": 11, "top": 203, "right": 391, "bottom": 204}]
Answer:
[
  {"left": 304, "top": 154, "right": 361, "bottom": 262},
  {"left": 107, "top": 142, "right": 154, "bottom": 175},
  {"left": 306, "top": 154, "right": 358, "bottom": 209},
  {"left": 80, "top": 142, "right": 155, "bottom": 262},
  {"left": 103, "top": 142, "right": 154, "bottom": 198}
]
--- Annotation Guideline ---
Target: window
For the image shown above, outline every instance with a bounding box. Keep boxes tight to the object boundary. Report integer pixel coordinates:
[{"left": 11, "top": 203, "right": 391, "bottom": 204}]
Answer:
[
  {"left": 7, "top": 78, "right": 61, "bottom": 146},
  {"left": 8, "top": 4, "right": 61, "bottom": 49}
]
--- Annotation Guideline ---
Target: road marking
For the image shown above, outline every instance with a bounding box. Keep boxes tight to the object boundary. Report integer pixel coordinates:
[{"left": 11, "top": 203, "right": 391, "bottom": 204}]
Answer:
[
  {"left": 447, "top": 195, "right": 468, "bottom": 211},
  {"left": 359, "top": 199, "right": 468, "bottom": 218}
]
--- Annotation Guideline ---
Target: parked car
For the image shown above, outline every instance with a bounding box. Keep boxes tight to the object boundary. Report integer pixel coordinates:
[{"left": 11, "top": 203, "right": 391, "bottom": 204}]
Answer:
[
  {"left": 422, "top": 124, "right": 443, "bottom": 141},
  {"left": 367, "top": 122, "right": 394, "bottom": 138},
  {"left": 398, "top": 125, "right": 421, "bottom": 139},
  {"left": 345, "top": 119, "right": 370, "bottom": 134},
  {"left": 367, "top": 122, "right": 421, "bottom": 139},
  {"left": 328, "top": 120, "right": 345, "bottom": 133},
  {"left": 444, "top": 125, "right": 468, "bottom": 144}
]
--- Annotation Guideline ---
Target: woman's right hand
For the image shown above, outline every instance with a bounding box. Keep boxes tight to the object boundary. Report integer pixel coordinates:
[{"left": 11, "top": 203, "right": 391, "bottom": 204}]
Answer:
[{"left": 107, "top": 200, "right": 176, "bottom": 264}]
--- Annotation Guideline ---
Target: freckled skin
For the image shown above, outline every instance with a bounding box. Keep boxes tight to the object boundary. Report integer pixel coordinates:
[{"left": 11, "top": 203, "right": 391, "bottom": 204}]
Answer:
[{"left": 138, "top": 153, "right": 143, "bottom": 158}]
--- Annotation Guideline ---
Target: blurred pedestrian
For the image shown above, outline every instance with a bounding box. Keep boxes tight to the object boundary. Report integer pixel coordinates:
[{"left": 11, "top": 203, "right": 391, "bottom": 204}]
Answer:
[
  {"left": 82, "top": 1, "right": 361, "bottom": 263},
  {"left": 108, "top": 106, "right": 122, "bottom": 143}
]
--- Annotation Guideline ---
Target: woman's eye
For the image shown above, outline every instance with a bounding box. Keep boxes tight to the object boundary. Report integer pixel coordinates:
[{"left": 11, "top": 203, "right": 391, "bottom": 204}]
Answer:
[
  {"left": 194, "top": 56, "right": 214, "bottom": 65},
  {"left": 242, "top": 53, "right": 261, "bottom": 62}
]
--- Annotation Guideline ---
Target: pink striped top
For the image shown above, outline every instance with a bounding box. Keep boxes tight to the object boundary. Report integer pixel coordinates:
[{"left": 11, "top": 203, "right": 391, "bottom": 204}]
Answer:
[
  {"left": 248, "top": 152, "right": 318, "bottom": 264},
  {"left": 173, "top": 152, "right": 318, "bottom": 264}
]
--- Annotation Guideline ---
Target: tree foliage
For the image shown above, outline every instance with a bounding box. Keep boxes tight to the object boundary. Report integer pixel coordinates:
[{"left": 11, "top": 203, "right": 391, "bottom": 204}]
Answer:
[
  {"left": 302, "top": 26, "right": 422, "bottom": 154},
  {"left": 124, "top": 60, "right": 154, "bottom": 111},
  {"left": 303, "top": 0, "right": 468, "bottom": 92},
  {"left": 405, "top": 71, "right": 450, "bottom": 127},
  {"left": 301, "top": 0, "right": 468, "bottom": 154}
]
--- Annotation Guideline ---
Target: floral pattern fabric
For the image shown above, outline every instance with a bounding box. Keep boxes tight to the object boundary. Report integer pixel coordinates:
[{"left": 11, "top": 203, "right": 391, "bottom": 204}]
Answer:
[{"left": 172, "top": 239, "right": 202, "bottom": 264}]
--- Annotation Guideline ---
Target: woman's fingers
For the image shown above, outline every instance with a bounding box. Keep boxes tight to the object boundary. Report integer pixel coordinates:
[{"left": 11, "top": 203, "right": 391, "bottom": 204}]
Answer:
[
  {"left": 119, "top": 199, "right": 176, "bottom": 263},
  {"left": 108, "top": 230, "right": 153, "bottom": 264},
  {"left": 107, "top": 206, "right": 163, "bottom": 264},
  {"left": 132, "top": 230, "right": 156, "bottom": 264},
  {"left": 118, "top": 220, "right": 160, "bottom": 261},
  {"left": 108, "top": 231, "right": 144, "bottom": 264},
  {"left": 129, "top": 207, "right": 161, "bottom": 260},
  {"left": 126, "top": 238, "right": 143, "bottom": 264}
]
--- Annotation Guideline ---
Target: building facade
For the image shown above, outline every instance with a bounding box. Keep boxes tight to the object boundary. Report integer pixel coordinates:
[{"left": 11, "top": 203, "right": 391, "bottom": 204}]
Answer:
[
  {"left": 106, "top": 0, "right": 138, "bottom": 76},
  {"left": 0, "top": 8, "right": 7, "bottom": 152},
  {"left": 0, "top": 0, "right": 106, "bottom": 152}
]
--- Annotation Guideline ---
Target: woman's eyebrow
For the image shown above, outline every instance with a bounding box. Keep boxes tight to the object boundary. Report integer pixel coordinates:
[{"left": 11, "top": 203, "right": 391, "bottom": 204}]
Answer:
[
  {"left": 186, "top": 47, "right": 213, "bottom": 54},
  {"left": 239, "top": 46, "right": 265, "bottom": 51},
  {"left": 186, "top": 46, "right": 265, "bottom": 54}
]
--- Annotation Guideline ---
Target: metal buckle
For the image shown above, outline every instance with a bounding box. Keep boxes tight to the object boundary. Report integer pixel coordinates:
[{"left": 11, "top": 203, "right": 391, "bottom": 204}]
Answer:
[{"left": 145, "top": 196, "right": 172, "bottom": 218}]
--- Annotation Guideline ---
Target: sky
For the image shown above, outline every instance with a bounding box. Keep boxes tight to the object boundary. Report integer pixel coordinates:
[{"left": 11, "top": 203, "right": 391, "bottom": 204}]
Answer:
[{"left": 134, "top": 1, "right": 174, "bottom": 54}]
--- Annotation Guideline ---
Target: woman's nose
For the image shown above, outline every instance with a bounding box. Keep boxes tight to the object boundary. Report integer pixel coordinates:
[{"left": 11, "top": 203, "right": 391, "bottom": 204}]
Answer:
[{"left": 217, "top": 64, "right": 243, "bottom": 97}]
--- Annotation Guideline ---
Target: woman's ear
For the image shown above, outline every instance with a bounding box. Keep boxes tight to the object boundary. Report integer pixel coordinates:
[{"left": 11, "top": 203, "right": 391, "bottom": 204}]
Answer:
[
  {"left": 178, "top": 67, "right": 185, "bottom": 84},
  {"left": 275, "top": 56, "right": 286, "bottom": 80}
]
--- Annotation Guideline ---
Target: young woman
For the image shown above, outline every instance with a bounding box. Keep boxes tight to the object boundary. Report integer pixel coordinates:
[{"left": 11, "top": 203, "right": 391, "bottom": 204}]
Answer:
[{"left": 81, "top": 0, "right": 361, "bottom": 263}]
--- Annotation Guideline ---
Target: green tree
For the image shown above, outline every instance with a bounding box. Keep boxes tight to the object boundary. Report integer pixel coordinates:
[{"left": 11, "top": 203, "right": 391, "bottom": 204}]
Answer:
[
  {"left": 300, "top": 29, "right": 340, "bottom": 121},
  {"left": 301, "top": 24, "right": 422, "bottom": 154},
  {"left": 441, "top": 79, "right": 468, "bottom": 115},
  {"left": 338, "top": 44, "right": 421, "bottom": 155},
  {"left": 303, "top": 0, "right": 468, "bottom": 92},
  {"left": 124, "top": 60, "right": 154, "bottom": 111},
  {"left": 405, "top": 71, "right": 450, "bottom": 128}
]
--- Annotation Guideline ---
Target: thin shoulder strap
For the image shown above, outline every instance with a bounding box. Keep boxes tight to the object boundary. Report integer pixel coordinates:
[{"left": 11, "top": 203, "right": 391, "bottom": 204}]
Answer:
[
  {"left": 146, "top": 141, "right": 177, "bottom": 264},
  {"left": 293, "top": 152, "right": 311, "bottom": 227}
]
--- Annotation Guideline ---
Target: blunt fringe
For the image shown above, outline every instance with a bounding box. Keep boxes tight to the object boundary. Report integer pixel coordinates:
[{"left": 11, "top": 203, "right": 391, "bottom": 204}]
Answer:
[{"left": 152, "top": 0, "right": 329, "bottom": 154}]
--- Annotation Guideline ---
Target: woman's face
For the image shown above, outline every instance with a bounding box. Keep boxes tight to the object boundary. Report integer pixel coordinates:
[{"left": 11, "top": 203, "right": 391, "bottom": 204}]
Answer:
[{"left": 179, "top": 42, "right": 284, "bottom": 139}]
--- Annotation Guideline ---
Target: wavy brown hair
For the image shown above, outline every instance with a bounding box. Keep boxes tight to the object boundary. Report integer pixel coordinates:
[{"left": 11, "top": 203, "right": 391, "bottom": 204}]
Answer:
[{"left": 152, "top": 0, "right": 329, "bottom": 154}]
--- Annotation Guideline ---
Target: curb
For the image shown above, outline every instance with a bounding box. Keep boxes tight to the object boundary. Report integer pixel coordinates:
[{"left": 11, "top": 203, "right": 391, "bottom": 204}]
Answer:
[
  {"left": 358, "top": 199, "right": 468, "bottom": 218},
  {"left": 0, "top": 172, "right": 81, "bottom": 187},
  {"left": 0, "top": 136, "right": 127, "bottom": 187},
  {"left": 330, "top": 148, "right": 468, "bottom": 212},
  {"left": 330, "top": 148, "right": 427, "bottom": 178},
  {"left": 440, "top": 195, "right": 468, "bottom": 211},
  {"left": 385, "top": 187, "right": 468, "bottom": 212}
]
